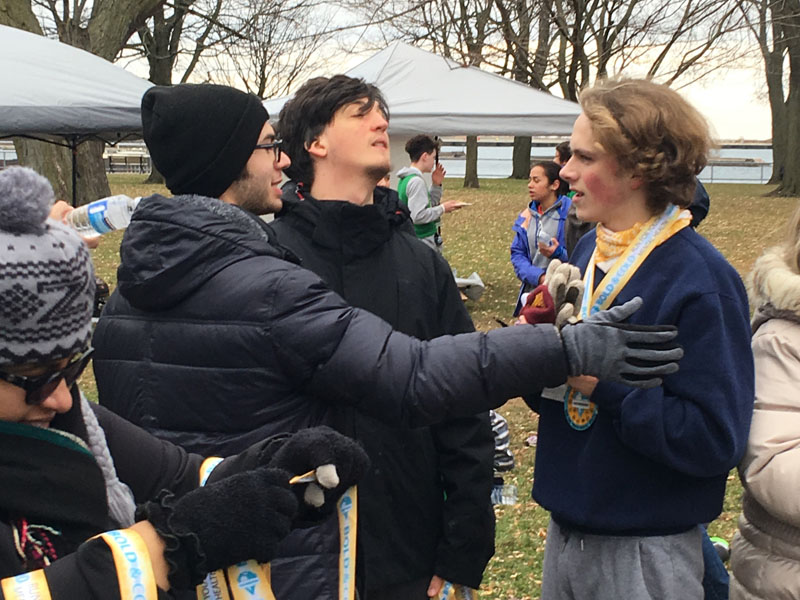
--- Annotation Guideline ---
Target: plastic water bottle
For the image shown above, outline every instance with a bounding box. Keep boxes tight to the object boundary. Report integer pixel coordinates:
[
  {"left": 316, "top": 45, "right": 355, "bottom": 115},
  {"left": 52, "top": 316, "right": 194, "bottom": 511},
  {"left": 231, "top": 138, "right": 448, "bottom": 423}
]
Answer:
[
  {"left": 65, "top": 195, "right": 140, "bottom": 238},
  {"left": 491, "top": 483, "right": 518, "bottom": 505},
  {"left": 537, "top": 226, "right": 552, "bottom": 247}
]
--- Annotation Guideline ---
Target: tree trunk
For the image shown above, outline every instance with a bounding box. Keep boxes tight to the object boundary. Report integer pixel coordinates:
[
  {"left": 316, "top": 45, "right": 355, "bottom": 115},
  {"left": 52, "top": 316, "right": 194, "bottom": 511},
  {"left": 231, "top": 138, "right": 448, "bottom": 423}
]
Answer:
[
  {"left": 779, "top": 87, "right": 800, "bottom": 194},
  {"left": 773, "top": 0, "right": 800, "bottom": 194},
  {"left": 464, "top": 136, "right": 480, "bottom": 188},
  {"left": 766, "top": 78, "right": 787, "bottom": 185},
  {"left": 12, "top": 138, "right": 110, "bottom": 205},
  {"left": 763, "top": 18, "right": 787, "bottom": 185},
  {"left": 0, "top": 1, "right": 39, "bottom": 31},
  {"left": 780, "top": 32, "right": 800, "bottom": 194},
  {"left": 511, "top": 136, "right": 532, "bottom": 179}
]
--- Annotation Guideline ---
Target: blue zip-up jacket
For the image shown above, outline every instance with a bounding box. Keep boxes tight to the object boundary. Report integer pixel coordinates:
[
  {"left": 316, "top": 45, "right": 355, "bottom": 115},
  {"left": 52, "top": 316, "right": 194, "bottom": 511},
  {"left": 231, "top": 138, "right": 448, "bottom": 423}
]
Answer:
[
  {"left": 528, "top": 226, "right": 755, "bottom": 535},
  {"left": 510, "top": 195, "right": 571, "bottom": 315}
]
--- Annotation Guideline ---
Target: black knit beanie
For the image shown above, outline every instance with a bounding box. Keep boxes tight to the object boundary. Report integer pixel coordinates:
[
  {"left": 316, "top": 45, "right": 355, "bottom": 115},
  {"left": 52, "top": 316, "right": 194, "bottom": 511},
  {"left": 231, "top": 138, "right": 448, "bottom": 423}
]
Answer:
[{"left": 141, "top": 84, "right": 269, "bottom": 198}]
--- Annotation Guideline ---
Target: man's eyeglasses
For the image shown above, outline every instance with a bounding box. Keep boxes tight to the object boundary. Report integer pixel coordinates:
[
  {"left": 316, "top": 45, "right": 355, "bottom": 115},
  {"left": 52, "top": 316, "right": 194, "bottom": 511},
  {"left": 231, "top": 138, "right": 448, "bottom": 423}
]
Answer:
[
  {"left": 255, "top": 139, "right": 282, "bottom": 162},
  {"left": 0, "top": 348, "right": 94, "bottom": 406}
]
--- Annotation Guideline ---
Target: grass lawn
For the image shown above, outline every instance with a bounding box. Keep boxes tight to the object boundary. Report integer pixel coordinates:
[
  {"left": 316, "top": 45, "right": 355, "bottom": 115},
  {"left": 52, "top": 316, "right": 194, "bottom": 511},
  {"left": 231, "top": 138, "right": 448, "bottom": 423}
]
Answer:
[{"left": 85, "top": 174, "right": 799, "bottom": 600}]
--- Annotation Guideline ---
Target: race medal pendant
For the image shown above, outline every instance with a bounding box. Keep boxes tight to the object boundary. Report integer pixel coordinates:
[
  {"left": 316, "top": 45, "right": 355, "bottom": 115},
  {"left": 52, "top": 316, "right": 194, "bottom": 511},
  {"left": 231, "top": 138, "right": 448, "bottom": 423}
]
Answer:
[{"left": 564, "top": 386, "right": 597, "bottom": 430}]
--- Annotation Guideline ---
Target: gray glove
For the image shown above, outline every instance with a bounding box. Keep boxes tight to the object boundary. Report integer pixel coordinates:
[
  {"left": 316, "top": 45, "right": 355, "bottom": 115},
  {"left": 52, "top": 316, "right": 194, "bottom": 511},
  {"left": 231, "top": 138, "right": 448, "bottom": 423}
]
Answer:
[
  {"left": 560, "top": 297, "right": 683, "bottom": 388},
  {"left": 544, "top": 259, "right": 584, "bottom": 327}
]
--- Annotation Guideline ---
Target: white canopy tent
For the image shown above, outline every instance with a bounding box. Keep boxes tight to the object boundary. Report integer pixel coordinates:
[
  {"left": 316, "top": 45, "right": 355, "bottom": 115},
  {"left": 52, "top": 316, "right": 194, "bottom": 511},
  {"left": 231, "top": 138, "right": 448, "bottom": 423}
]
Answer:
[
  {"left": 264, "top": 41, "right": 581, "bottom": 174},
  {"left": 0, "top": 24, "right": 153, "bottom": 202},
  {"left": 0, "top": 24, "right": 152, "bottom": 139}
]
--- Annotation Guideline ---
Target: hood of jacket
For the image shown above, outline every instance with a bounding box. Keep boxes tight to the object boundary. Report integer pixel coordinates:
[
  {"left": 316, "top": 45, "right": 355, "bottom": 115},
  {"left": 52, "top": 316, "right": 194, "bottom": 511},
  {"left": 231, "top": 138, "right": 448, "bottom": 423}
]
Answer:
[
  {"left": 395, "top": 166, "right": 422, "bottom": 179},
  {"left": 277, "top": 182, "right": 412, "bottom": 258},
  {"left": 748, "top": 246, "right": 800, "bottom": 332},
  {"left": 117, "top": 193, "right": 294, "bottom": 311}
]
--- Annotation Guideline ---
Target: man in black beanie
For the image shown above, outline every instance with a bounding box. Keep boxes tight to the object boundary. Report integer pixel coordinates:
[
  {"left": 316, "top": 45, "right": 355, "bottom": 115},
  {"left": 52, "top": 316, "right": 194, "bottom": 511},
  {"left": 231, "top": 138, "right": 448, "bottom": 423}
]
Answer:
[
  {"left": 141, "top": 83, "right": 287, "bottom": 213},
  {"left": 93, "top": 83, "right": 684, "bottom": 600}
]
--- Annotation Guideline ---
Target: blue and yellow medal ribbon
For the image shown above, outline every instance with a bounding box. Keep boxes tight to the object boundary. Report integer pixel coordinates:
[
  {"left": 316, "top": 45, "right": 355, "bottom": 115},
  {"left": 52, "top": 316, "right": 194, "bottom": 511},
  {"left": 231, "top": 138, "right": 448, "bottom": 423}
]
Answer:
[
  {"left": 437, "top": 582, "right": 477, "bottom": 600},
  {"left": 195, "top": 465, "right": 358, "bottom": 600},
  {"left": 1, "top": 570, "right": 52, "bottom": 600},
  {"left": 565, "top": 205, "right": 689, "bottom": 430},
  {"left": 226, "top": 561, "right": 275, "bottom": 600},
  {"left": 99, "top": 529, "right": 159, "bottom": 600},
  {"left": 338, "top": 486, "right": 358, "bottom": 600},
  {"left": 198, "top": 457, "right": 224, "bottom": 487},
  {"left": 196, "top": 457, "right": 231, "bottom": 600},
  {"left": 197, "top": 571, "right": 231, "bottom": 600}
]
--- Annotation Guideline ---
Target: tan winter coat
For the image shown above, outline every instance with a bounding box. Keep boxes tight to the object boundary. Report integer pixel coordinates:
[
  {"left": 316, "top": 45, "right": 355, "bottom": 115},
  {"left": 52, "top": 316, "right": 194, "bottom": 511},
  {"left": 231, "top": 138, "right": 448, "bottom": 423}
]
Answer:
[{"left": 730, "top": 248, "right": 800, "bottom": 600}]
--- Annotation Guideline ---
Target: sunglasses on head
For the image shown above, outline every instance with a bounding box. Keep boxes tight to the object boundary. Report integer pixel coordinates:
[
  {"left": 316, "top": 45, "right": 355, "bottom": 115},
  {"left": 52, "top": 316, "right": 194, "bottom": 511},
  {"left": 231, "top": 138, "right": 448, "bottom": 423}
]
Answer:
[{"left": 0, "top": 348, "right": 94, "bottom": 405}]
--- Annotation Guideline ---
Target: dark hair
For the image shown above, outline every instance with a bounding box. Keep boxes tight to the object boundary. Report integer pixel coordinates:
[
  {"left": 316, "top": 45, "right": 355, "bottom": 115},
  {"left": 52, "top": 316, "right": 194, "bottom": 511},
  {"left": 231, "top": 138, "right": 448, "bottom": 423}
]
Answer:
[
  {"left": 555, "top": 141, "right": 571, "bottom": 164},
  {"left": 531, "top": 160, "right": 569, "bottom": 197},
  {"left": 405, "top": 134, "right": 439, "bottom": 162},
  {"left": 278, "top": 75, "right": 389, "bottom": 187}
]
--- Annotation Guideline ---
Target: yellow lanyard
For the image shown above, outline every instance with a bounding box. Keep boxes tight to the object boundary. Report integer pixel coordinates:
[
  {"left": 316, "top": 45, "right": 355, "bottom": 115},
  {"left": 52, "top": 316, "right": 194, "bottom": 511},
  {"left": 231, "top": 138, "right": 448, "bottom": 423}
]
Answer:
[
  {"left": 565, "top": 205, "right": 688, "bottom": 430},
  {"left": 99, "top": 529, "right": 159, "bottom": 600},
  {"left": 1, "top": 569, "right": 52, "bottom": 600},
  {"left": 337, "top": 487, "right": 358, "bottom": 600},
  {"left": 582, "top": 205, "right": 688, "bottom": 318},
  {"left": 196, "top": 458, "right": 358, "bottom": 600}
]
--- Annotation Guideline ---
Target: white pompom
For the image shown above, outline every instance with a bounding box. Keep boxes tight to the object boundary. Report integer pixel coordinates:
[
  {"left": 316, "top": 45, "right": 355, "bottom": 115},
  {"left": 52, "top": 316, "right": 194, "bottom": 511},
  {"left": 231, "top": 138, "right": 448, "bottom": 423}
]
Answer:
[
  {"left": 315, "top": 464, "right": 340, "bottom": 489},
  {"left": 304, "top": 483, "right": 325, "bottom": 508}
]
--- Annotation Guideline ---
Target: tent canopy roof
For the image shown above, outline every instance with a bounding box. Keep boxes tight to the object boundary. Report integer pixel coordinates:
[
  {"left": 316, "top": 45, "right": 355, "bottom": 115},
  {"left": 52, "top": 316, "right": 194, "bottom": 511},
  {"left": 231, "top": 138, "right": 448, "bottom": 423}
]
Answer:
[
  {"left": 265, "top": 41, "right": 581, "bottom": 137},
  {"left": 0, "top": 24, "right": 152, "bottom": 141}
]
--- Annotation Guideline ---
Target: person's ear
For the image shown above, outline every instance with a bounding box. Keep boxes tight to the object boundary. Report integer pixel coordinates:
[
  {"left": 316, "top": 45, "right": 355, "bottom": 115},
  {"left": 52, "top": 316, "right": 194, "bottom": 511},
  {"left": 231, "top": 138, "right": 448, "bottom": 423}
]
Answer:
[
  {"left": 629, "top": 173, "right": 644, "bottom": 191},
  {"left": 306, "top": 134, "right": 327, "bottom": 160}
]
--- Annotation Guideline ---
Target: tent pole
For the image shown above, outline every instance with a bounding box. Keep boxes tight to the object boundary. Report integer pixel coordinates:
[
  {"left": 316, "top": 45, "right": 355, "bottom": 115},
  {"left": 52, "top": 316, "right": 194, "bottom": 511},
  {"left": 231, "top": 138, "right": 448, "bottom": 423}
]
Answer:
[{"left": 71, "top": 139, "right": 78, "bottom": 207}]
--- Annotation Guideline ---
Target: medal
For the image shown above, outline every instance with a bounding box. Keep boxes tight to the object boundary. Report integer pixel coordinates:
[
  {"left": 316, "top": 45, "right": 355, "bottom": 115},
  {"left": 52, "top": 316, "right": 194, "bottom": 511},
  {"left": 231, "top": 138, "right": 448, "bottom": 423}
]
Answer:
[{"left": 564, "top": 386, "right": 598, "bottom": 430}]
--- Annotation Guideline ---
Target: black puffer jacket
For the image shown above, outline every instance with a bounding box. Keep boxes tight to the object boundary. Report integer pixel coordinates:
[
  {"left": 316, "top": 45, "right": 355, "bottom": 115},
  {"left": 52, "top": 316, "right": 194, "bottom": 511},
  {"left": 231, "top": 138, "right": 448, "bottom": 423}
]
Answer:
[
  {"left": 93, "top": 193, "right": 569, "bottom": 598},
  {"left": 272, "top": 185, "right": 494, "bottom": 591}
]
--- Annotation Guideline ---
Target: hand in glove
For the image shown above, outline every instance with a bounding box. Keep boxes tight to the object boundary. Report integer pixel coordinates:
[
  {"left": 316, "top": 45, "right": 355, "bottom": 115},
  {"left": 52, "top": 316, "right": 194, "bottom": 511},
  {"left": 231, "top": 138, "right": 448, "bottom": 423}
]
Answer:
[
  {"left": 519, "top": 284, "right": 556, "bottom": 325},
  {"left": 544, "top": 259, "right": 584, "bottom": 327},
  {"left": 520, "top": 260, "right": 584, "bottom": 326},
  {"left": 559, "top": 297, "right": 684, "bottom": 388},
  {"left": 266, "top": 426, "right": 370, "bottom": 526},
  {"left": 137, "top": 467, "right": 298, "bottom": 589},
  {"left": 206, "top": 426, "right": 369, "bottom": 526}
]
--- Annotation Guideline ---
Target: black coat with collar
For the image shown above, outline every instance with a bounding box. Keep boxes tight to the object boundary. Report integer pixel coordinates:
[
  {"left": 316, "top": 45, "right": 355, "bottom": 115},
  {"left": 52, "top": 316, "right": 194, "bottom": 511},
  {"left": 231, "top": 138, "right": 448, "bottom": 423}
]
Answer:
[{"left": 271, "top": 184, "right": 495, "bottom": 591}]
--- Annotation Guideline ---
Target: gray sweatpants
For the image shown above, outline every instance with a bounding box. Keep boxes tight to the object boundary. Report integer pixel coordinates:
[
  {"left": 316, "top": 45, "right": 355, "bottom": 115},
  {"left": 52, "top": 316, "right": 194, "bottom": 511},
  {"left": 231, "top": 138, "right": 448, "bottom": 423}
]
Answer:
[{"left": 541, "top": 519, "right": 703, "bottom": 600}]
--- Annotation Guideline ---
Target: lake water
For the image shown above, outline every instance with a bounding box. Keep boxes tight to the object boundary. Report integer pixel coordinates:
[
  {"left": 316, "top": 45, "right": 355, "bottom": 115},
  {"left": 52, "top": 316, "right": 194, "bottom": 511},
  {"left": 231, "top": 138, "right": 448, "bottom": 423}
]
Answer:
[
  {"left": 1, "top": 142, "right": 775, "bottom": 184},
  {"left": 440, "top": 144, "right": 775, "bottom": 184}
]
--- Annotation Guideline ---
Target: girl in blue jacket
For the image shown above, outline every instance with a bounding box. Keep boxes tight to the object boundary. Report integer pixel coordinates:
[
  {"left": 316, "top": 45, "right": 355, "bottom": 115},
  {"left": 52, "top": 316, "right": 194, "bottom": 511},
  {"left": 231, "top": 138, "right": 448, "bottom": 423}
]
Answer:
[{"left": 510, "top": 161, "right": 571, "bottom": 315}]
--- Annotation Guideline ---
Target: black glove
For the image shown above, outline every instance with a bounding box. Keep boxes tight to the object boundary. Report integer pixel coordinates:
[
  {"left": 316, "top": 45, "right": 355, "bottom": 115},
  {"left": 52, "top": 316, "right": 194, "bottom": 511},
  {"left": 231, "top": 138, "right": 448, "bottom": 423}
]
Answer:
[
  {"left": 205, "top": 426, "right": 369, "bottom": 526},
  {"left": 560, "top": 297, "right": 684, "bottom": 388},
  {"left": 137, "top": 467, "right": 297, "bottom": 590},
  {"left": 267, "top": 426, "right": 370, "bottom": 526}
]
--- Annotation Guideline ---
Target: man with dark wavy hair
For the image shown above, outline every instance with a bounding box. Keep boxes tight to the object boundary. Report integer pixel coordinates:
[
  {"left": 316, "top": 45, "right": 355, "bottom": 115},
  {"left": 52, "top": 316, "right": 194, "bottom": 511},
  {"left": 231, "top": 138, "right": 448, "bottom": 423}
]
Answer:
[{"left": 274, "top": 75, "right": 495, "bottom": 599}]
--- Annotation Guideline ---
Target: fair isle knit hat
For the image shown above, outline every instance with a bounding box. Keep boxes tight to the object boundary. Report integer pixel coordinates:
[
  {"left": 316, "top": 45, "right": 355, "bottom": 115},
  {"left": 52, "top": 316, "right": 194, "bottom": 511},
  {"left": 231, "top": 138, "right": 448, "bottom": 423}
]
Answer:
[{"left": 0, "top": 167, "right": 94, "bottom": 365}]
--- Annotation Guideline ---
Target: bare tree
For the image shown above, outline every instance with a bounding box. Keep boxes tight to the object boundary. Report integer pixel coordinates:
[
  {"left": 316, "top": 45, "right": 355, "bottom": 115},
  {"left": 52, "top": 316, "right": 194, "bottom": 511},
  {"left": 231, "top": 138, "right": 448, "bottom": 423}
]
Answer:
[
  {"left": 202, "top": 0, "right": 334, "bottom": 99},
  {"left": 344, "top": 0, "right": 498, "bottom": 187},
  {"left": 1, "top": 0, "right": 164, "bottom": 204},
  {"left": 738, "top": 0, "right": 797, "bottom": 189},
  {"left": 122, "top": 0, "right": 225, "bottom": 183}
]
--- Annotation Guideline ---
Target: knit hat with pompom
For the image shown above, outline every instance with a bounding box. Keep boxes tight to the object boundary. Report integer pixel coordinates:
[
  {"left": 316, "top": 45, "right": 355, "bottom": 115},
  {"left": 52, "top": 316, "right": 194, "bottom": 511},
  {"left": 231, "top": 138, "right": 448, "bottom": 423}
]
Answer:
[{"left": 0, "top": 167, "right": 95, "bottom": 365}]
